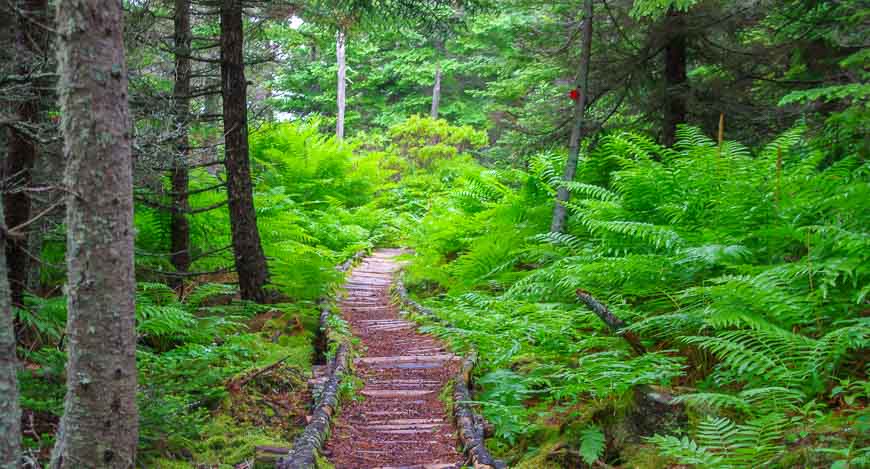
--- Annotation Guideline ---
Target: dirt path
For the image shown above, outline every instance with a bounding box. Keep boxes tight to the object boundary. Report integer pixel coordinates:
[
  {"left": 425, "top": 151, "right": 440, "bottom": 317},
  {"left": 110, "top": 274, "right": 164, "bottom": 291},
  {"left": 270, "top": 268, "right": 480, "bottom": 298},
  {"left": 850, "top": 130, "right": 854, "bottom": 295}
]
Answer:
[{"left": 323, "top": 249, "right": 464, "bottom": 468}]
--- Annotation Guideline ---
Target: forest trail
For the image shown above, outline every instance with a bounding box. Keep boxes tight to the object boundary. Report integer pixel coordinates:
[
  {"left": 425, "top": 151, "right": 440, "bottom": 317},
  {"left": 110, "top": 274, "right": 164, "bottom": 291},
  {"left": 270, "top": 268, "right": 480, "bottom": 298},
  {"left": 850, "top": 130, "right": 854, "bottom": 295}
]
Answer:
[{"left": 322, "top": 249, "right": 464, "bottom": 468}]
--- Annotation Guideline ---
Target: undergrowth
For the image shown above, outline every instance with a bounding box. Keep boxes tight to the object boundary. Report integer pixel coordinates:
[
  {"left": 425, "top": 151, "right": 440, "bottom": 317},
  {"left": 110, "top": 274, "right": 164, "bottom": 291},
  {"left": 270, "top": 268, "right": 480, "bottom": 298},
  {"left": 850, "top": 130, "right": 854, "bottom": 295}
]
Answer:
[
  {"left": 16, "top": 116, "right": 867, "bottom": 468},
  {"left": 400, "top": 123, "right": 869, "bottom": 467},
  {"left": 17, "top": 121, "right": 396, "bottom": 467}
]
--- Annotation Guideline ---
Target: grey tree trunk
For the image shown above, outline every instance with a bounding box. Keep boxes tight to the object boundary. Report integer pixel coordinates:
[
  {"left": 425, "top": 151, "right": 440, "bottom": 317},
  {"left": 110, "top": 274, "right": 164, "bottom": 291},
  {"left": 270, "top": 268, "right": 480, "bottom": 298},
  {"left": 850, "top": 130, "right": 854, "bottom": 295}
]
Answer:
[
  {"left": 336, "top": 28, "right": 347, "bottom": 139},
  {"left": 430, "top": 39, "right": 444, "bottom": 120},
  {"left": 221, "top": 0, "right": 270, "bottom": 302},
  {"left": 3, "top": 0, "right": 49, "bottom": 308},
  {"left": 430, "top": 63, "right": 442, "bottom": 119},
  {"left": 50, "top": 0, "right": 139, "bottom": 467},
  {"left": 0, "top": 195, "right": 21, "bottom": 469},
  {"left": 550, "top": 0, "right": 594, "bottom": 233},
  {"left": 171, "top": 0, "right": 192, "bottom": 286}
]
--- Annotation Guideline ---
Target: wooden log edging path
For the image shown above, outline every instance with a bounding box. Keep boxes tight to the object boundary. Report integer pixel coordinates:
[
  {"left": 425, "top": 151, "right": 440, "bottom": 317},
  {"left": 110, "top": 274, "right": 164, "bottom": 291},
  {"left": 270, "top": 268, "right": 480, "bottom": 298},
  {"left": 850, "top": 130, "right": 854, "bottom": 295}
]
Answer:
[
  {"left": 323, "top": 250, "right": 464, "bottom": 467},
  {"left": 276, "top": 250, "right": 366, "bottom": 469},
  {"left": 393, "top": 280, "right": 506, "bottom": 469},
  {"left": 278, "top": 249, "right": 504, "bottom": 468}
]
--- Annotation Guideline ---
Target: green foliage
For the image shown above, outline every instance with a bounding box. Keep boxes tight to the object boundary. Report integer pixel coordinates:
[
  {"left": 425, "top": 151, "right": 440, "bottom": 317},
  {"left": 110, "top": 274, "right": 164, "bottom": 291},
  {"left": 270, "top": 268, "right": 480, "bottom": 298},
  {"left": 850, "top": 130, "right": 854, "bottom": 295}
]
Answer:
[
  {"left": 18, "top": 280, "right": 320, "bottom": 466},
  {"left": 579, "top": 425, "right": 606, "bottom": 465},
  {"left": 402, "top": 125, "right": 869, "bottom": 466},
  {"left": 388, "top": 115, "right": 487, "bottom": 167},
  {"left": 649, "top": 414, "right": 787, "bottom": 468}
]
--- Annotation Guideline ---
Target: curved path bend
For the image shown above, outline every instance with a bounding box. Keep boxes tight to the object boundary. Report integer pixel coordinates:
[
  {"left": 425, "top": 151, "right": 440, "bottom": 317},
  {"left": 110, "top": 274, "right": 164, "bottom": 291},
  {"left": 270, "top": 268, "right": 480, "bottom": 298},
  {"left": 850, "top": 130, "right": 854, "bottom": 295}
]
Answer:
[{"left": 322, "top": 249, "right": 464, "bottom": 469}]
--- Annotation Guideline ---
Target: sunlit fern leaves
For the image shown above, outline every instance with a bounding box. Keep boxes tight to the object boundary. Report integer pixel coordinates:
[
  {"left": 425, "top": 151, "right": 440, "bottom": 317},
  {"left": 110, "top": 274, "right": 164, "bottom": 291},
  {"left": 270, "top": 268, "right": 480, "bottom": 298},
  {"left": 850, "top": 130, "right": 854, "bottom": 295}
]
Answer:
[
  {"left": 527, "top": 150, "right": 564, "bottom": 194},
  {"left": 448, "top": 234, "right": 522, "bottom": 290},
  {"left": 650, "top": 414, "right": 786, "bottom": 468},
  {"left": 452, "top": 172, "right": 510, "bottom": 208},
  {"left": 18, "top": 294, "right": 68, "bottom": 342},
  {"left": 531, "top": 232, "right": 586, "bottom": 254},
  {"left": 184, "top": 283, "right": 238, "bottom": 308},
  {"left": 673, "top": 386, "right": 805, "bottom": 415},
  {"left": 680, "top": 328, "right": 816, "bottom": 388},
  {"left": 560, "top": 181, "right": 620, "bottom": 202},
  {"left": 600, "top": 130, "right": 674, "bottom": 163}
]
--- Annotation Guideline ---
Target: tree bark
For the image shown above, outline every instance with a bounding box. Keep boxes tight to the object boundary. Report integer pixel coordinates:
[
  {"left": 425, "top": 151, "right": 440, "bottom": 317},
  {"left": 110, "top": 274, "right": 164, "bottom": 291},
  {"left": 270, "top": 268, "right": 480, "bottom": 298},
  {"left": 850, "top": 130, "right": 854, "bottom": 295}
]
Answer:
[
  {"left": 430, "top": 63, "right": 442, "bottom": 119},
  {"left": 430, "top": 39, "right": 444, "bottom": 120},
  {"left": 662, "top": 8, "right": 687, "bottom": 147},
  {"left": 220, "top": 0, "right": 270, "bottom": 302},
  {"left": 3, "top": 0, "right": 49, "bottom": 308},
  {"left": 550, "top": 0, "right": 593, "bottom": 233},
  {"left": 336, "top": 27, "right": 347, "bottom": 139},
  {"left": 50, "top": 0, "right": 139, "bottom": 467},
  {"left": 171, "top": 0, "right": 192, "bottom": 287},
  {"left": 0, "top": 195, "right": 22, "bottom": 469},
  {"left": 576, "top": 289, "right": 646, "bottom": 356}
]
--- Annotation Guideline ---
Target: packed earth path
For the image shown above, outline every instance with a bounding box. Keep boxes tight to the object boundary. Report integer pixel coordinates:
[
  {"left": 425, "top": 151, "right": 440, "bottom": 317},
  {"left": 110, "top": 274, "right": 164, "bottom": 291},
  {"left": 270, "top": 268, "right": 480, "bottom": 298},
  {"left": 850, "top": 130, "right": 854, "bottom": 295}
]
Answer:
[{"left": 322, "top": 249, "right": 465, "bottom": 468}]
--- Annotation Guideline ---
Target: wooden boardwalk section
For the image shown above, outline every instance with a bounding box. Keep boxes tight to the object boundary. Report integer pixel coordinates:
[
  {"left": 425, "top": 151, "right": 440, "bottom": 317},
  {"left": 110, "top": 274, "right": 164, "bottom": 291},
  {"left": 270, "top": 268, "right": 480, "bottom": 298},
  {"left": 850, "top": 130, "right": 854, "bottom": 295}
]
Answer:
[{"left": 322, "top": 249, "right": 464, "bottom": 468}]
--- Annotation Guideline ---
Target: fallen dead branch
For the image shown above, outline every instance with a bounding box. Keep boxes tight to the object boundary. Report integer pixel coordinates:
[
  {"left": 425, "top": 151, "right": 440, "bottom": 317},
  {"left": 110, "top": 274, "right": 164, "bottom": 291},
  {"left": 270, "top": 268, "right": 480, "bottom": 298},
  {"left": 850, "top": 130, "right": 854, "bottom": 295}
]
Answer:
[{"left": 575, "top": 288, "right": 646, "bottom": 355}]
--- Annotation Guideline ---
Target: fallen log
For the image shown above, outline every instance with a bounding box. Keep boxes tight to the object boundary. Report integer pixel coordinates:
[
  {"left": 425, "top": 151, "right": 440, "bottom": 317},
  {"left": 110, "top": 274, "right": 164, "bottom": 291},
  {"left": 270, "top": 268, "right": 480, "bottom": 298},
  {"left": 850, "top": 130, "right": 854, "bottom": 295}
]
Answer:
[
  {"left": 276, "top": 251, "right": 365, "bottom": 469},
  {"left": 575, "top": 289, "right": 685, "bottom": 437},
  {"left": 227, "top": 355, "right": 292, "bottom": 392},
  {"left": 576, "top": 289, "right": 646, "bottom": 356},
  {"left": 454, "top": 354, "right": 507, "bottom": 469},
  {"left": 276, "top": 341, "right": 349, "bottom": 468}
]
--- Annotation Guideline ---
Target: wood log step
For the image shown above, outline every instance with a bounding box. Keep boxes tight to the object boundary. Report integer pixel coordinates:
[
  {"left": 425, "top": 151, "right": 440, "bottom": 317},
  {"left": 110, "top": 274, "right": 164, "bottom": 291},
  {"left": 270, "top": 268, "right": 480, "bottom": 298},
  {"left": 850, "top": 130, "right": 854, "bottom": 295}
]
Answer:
[
  {"left": 355, "top": 354, "right": 457, "bottom": 365},
  {"left": 364, "top": 361, "right": 449, "bottom": 370},
  {"left": 404, "top": 347, "right": 445, "bottom": 354},
  {"left": 360, "top": 389, "right": 435, "bottom": 398},
  {"left": 362, "top": 422, "right": 445, "bottom": 431},
  {"left": 360, "top": 325, "right": 414, "bottom": 332},
  {"left": 352, "top": 273, "right": 395, "bottom": 279},
  {"left": 369, "top": 464, "right": 457, "bottom": 469},
  {"left": 364, "top": 410, "right": 419, "bottom": 416},
  {"left": 366, "top": 379, "right": 441, "bottom": 385},
  {"left": 365, "top": 418, "right": 443, "bottom": 424},
  {"left": 354, "top": 440, "right": 443, "bottom": 446},
  {"left": 346, "top": 280, "right": 392, "bottom": 285},
  {"left": 363, "top": 383, "right": 441, "bottom": 391},
  {"left": 365, "top": 428, "right": 443, "bottom": 435},
  {"left": 353, "top": 449, "right": 435, "bottom": 456},
  {"left": 391, "top": 340, "right": 441, "bottom": 346}
]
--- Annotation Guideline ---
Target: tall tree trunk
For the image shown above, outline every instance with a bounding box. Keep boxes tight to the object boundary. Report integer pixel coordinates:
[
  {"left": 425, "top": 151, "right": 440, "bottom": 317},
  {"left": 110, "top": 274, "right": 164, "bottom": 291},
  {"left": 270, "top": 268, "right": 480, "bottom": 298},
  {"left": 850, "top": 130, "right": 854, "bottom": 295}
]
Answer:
[
  {"left": 336, "top": 27, "right": 347, "bottom": 139},
  {"left": 430, "top": 63, "right": 442, "bottom": 119},
  {"left": 430, "top": 39, "right": 444, "bottom": 119},
  {"left": 204, "top": 83, "right": 222, "bottom": 176},
  {"left": 550, "top": 0, "right": 594, "bottom": 233},
  {"left": 221, "top": 0, "right": 270, "bottom": 302},
  {"left": 0, "top": 195, "right": 21, "bottom": 469},
  {"left": 171, "top": 0, "right": 192, "bottom": 287},
  {"left": 662, "top": 8, "right": 687, "bottom": 147},
  {"left": 3, "top": 0, "right": 49, "bottom": 308},
  {"left": 50, "top": 0, "right": 138, "bottom": 467}
]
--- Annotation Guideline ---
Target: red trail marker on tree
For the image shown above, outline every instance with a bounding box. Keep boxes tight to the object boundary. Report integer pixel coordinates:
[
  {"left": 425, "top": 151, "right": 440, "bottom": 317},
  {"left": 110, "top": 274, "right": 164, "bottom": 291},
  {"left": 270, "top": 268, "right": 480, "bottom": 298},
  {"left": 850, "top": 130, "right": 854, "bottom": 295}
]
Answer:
[{"left": 569, "top": 88, "right": 580, "bottom": 101}]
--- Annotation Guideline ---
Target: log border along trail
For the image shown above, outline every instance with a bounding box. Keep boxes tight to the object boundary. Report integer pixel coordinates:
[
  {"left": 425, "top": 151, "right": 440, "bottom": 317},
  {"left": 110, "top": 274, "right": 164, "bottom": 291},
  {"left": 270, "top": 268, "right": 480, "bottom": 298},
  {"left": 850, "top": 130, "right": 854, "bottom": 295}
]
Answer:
[{"left": 323, "top": 249, "right": 464, "bottom": 468}]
